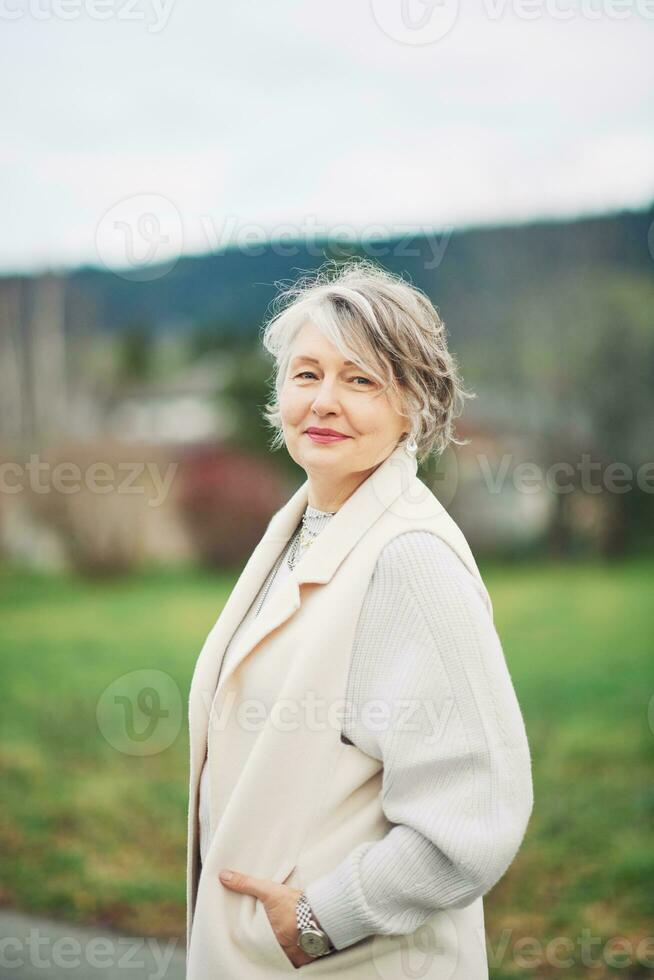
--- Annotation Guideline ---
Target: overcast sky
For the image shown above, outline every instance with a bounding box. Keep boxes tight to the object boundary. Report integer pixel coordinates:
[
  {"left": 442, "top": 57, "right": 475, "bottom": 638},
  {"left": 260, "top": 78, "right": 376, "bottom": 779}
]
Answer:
[{"left": 1, "top": 1, "right": 653, "bottom": 274}]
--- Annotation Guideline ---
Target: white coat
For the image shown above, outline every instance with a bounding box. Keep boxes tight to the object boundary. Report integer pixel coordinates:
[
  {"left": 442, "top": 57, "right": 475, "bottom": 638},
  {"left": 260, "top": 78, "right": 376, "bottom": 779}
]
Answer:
[{"left": 186, "top": 443, "right": 492, "bottom": 978}]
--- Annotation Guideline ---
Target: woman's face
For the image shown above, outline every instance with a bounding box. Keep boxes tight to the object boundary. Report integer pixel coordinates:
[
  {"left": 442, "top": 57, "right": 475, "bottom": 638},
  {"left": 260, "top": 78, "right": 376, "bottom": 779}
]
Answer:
[{"left": 279, "top": 320, "right": 409, "bottom": 479}]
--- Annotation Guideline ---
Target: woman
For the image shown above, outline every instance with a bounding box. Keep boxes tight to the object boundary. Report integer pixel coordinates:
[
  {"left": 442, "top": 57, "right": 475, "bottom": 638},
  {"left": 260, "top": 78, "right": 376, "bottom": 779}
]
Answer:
[{"left": 185, "top": 259, "right": 533, "bottom": 978}]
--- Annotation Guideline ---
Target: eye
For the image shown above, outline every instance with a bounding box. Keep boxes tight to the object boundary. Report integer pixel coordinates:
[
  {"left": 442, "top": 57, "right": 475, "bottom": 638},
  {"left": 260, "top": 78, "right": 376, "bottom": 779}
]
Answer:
[{"left": 293, "top": 371, "right": 373, "bottom": 386}]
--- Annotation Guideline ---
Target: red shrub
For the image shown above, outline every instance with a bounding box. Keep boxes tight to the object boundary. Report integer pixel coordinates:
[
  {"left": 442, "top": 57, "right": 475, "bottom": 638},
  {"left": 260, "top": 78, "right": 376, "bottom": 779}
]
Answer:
[{"left": 177, "top": 445, "right": 292, "bottom": 567}]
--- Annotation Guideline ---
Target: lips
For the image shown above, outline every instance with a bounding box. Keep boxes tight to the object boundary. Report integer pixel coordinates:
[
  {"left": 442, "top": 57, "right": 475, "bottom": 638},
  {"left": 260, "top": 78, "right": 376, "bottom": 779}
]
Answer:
[
  {"left": 306, "top": 428, "right": 349, "bottom": 438},
  {"left": 305, "top": 428, "right": 350, "bottom": 444}
]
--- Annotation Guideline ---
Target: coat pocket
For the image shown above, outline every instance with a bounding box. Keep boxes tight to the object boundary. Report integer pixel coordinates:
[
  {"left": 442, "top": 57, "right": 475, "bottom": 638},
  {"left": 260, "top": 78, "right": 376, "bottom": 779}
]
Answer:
[{"left": 247, "top": 858, "right": 299, "bottom": 973}]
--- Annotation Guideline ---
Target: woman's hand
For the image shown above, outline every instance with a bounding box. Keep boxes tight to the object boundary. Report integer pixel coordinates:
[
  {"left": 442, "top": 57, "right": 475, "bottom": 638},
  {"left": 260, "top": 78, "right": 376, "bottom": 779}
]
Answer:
[{"left": 219, "top": 868, "right": 320, "bottom": 968}]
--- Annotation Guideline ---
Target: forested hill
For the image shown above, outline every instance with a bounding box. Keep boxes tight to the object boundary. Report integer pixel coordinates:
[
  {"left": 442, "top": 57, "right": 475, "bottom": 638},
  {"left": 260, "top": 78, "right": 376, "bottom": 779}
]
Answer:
[{"left": 69, "top": 205, "right": 654, "bottom": 339}]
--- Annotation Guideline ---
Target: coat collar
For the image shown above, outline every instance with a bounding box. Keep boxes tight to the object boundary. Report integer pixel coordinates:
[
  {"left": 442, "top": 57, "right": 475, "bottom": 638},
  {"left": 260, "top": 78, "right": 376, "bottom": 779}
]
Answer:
[
  {"left": 189, "top": 442, "right": 418, "bottom": 763},
  {"left": 266, "top": 439, "right": 418, "bottom": 586}
]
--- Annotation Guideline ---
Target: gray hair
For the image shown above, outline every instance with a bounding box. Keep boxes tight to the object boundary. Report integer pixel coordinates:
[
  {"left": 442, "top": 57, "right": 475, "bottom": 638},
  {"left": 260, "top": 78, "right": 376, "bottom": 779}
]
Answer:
[{"left": 260, "top": 257, "right": 475, "bottom": 462}]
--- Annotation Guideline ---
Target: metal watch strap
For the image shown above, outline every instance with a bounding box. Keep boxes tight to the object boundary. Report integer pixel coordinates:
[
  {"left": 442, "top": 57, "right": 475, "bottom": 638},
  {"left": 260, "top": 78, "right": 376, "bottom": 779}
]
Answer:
[{"left": 296, "top": 892, "right": 333, "bottom": 957}]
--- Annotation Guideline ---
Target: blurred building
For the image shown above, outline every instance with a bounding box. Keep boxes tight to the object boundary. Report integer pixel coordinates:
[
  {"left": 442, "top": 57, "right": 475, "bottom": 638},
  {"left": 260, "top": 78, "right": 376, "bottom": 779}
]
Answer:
[
  {"left": 102, "top": 353, "right": 236, "bottom": 444},
  {"left": 0, "top": 272, "right": 101, "bottom": 448}
]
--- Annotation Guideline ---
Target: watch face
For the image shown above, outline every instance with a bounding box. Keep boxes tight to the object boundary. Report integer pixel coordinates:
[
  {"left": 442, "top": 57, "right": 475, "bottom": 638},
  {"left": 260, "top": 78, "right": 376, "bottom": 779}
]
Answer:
[{"left": 299, "top": 929, "right": 329, "bottom": 956}]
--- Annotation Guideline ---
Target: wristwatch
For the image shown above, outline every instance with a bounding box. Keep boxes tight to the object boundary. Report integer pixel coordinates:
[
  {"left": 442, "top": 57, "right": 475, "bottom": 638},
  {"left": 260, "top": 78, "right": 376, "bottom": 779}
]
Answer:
[{"left": 296, "top": 892, "right": 334, "bottom": 957}]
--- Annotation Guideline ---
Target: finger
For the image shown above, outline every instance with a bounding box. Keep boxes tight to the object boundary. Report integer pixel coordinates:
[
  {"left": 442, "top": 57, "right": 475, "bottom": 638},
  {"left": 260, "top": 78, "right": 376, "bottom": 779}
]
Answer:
[{"left": 219, "top": 869, "right": 270, "bottom": 901}]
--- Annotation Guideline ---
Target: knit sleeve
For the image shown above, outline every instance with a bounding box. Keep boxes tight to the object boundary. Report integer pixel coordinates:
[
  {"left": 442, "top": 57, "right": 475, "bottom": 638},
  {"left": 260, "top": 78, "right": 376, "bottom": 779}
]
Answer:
[{"left": 303, "top": 531, "right": 534, "bottom": 951}]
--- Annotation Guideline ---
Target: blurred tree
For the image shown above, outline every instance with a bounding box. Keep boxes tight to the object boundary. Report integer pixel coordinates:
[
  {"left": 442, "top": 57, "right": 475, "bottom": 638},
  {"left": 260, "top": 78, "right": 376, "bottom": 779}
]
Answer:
[
  {"left": 188, "top": 319, "right": 247, "bottom": 359},
  {"left": 118, "top": 319, "right": 155, "bottom": 382},
  {"left": 500, "top": 271, "right": 654, "bottom": 555},
  {"left": 215, "top": 342, "right": 303, "bottom": 483},
  {"left": 219, "top": 344, "right": 275, "bottom": 443}
]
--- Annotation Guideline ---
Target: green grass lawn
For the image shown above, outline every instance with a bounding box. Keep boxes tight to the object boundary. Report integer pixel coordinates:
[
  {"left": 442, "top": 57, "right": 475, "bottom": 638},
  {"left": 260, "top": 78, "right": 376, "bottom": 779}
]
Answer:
[{"left": 1, "top": 557, "right": 652, "bottom": 978}]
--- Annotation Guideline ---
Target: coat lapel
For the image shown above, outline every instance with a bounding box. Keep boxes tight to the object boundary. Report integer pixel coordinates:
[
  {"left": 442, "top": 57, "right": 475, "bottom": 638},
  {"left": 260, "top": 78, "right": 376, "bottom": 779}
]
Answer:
[
  {"left": 187, "top": 479, "right": 306, "bottom": 781},
  {"left": 188, "top": 442, "right": 418, "bottom": 781}
]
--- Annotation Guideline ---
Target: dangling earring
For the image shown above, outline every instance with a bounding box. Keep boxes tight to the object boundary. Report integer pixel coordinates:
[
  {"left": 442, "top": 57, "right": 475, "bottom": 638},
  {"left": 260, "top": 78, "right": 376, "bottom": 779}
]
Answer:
[{"left": 405, "top": 430, "right": 418, "bottom": 457}]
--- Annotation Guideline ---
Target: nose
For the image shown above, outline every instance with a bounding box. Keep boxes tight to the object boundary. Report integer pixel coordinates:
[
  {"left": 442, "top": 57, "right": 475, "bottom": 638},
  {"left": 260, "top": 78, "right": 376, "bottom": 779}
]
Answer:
[{"left": 311, "top": 377, "right": 341, "bottom": 417}]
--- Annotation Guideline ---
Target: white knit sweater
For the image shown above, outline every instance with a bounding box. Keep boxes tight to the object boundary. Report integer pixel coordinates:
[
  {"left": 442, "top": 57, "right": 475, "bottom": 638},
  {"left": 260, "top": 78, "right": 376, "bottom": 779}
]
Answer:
[{"left": 198, "top": 506, "right": 533, "bottom": 951}]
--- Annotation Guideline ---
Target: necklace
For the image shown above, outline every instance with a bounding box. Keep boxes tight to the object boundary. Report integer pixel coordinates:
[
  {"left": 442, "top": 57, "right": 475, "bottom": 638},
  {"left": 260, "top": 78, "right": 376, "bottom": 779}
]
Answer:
[
  {"left": 253, "top": 545, "right": 289, "bottom": 618},
  {"left": 253, "top": 505, "right": 335, "bottom": 618},
  {"left": 286, "top": 505, "right": 335, "bottom": 570}
]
